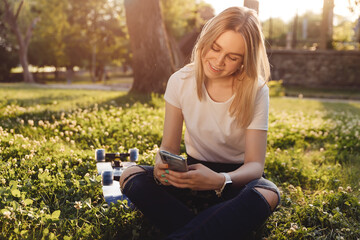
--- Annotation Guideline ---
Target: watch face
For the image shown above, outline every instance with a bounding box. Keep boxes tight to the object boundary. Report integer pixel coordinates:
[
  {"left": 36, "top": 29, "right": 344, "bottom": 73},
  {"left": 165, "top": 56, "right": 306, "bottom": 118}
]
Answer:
[{"left": 223, "top": 173, "right": 232, "bottom": 184}]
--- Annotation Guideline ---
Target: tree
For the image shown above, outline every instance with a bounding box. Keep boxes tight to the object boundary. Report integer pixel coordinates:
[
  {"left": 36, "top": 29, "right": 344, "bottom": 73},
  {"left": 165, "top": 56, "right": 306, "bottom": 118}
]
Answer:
[
  {"left": 27, "top": 0, "right": 129, "bottom": 83},
  {"left": 262, "top": 17, "right": 288, "bottom": 48},
  {"left": 1, "top": 0, "right": 38, "bottom": 83},
  {"left": 348, "top": 0, "right": 360, "bottom": 13},
  {"left": 28, "top": 0, "right": 70, "bottom": 79},
  {"left": 160, "top": 0, "right": 199, "bottom": 40},
  {"left": 244, "top": 0, "right": 259, "bottom": 14},
  {"left": 0, "top": 10, "right": 18, "bottom": 82},
  {"left": 320, "top": 0, "right": 334, "bottom": 49},
  {"left": 333, "top": 15, "right": 358, "bottom": 50},
  {"left": 61, "top": 0, "right": 128, "bottom": 82},
  {"left": 124, "top": 0, "right": 175, "bottom": 93}
]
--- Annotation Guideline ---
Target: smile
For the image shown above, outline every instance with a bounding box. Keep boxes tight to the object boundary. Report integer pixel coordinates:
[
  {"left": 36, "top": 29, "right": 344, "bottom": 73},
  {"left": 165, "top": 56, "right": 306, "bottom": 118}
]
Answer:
[{"left": 208, "top": 62, "right": 222, "bottom": 73}]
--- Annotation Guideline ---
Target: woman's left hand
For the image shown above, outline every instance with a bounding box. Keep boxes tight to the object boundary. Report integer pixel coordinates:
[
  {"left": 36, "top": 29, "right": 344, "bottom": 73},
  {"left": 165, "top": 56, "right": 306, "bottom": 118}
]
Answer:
[{"left": 165, "top": 164, "right": 224, "bottom": 191}]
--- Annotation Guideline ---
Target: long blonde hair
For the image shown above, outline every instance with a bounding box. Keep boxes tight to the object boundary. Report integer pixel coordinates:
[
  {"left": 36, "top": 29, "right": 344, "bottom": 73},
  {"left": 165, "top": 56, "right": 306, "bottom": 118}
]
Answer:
[{"left": 191, "top": 7, "right": 270, "bottom": 128}]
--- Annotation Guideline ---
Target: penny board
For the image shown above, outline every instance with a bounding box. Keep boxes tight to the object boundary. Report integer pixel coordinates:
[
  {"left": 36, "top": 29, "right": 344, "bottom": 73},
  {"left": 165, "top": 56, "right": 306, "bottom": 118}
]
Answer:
[{"left": 96, "top": 161, "right": 136, "bottom": 205}]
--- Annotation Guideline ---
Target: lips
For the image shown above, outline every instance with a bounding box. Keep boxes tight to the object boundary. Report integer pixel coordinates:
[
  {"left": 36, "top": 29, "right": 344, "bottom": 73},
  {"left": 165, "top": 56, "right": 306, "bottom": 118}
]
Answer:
[{"left": 208, "top": 62, "right": 222, "bottom": 73}]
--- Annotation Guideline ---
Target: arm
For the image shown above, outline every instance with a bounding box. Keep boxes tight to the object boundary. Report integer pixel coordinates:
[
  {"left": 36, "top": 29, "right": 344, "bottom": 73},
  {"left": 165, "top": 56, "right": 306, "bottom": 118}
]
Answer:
[
  {"left": 227, "top": 129, "right": 267, "bottom": 187},
  {"left": 153, "top": 102, "right": 184, "bottom": 184},
  {"left": 166, "top": 129, "right": 267, "bottom": 190},
  {"left": 159, "top": 102, "right": 184, "bottom": 154}
]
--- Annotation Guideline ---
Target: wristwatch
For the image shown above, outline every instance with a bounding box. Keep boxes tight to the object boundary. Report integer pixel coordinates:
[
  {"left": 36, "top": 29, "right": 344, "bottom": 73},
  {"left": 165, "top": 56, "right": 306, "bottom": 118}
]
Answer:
[{"left": 215, "top": 172, "right": 232, "bottom": 197}]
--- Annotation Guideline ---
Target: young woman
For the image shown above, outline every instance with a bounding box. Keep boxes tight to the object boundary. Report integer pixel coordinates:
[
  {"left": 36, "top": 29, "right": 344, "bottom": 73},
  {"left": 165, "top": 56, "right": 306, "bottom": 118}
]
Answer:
[{"left": 120, "top": 6, "right": 280, "bottom": 239}]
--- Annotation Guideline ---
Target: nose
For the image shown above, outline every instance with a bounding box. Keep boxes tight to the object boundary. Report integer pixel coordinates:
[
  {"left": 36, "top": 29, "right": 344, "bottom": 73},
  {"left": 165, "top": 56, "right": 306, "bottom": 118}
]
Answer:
[{"left": 215, "top": 53, "right": 226, "bottom": 66}]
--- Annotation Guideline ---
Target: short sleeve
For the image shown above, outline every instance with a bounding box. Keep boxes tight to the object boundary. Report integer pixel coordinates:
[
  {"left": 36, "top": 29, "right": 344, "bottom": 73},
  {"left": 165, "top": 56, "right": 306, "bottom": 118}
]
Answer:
[
  {"left": 164, "top": 73, "right": 182, "bottom": 109},
  {"left": 247, "top": 84, "right": 269, "bottom": 130}
]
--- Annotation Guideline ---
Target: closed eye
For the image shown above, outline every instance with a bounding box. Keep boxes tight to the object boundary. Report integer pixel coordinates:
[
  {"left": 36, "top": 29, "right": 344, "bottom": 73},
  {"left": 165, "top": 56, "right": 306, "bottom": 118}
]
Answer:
[
  {"left": 211, "top": 45, "right": 220, "bottom": 52},
  {"left": 227, "top": 56, "right": 239, "bottom": 61}
]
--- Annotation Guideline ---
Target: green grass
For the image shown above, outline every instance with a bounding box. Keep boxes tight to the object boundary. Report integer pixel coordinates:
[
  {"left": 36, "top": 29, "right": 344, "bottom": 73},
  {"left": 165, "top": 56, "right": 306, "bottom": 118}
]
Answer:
[
  {"left": 284, "top": 86, "right": 360, "bottom": 100},
  {"left": 0, "top": 83, "right": 359, "bottom": 239}
]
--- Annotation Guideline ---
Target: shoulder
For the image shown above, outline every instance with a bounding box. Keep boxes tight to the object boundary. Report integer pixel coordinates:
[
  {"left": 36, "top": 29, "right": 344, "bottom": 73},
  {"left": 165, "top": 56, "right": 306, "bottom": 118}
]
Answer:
[
  {"left": 255, "top": 78, "right": 269, "bottom": 98},
  {"left": 169, "top": 63, "right": 195, "bottom": 81}
]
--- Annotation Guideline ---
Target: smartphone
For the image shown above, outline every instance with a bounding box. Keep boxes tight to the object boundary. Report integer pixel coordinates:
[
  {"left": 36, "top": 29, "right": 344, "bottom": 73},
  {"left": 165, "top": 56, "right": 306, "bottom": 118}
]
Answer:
[{"left": 159, "top": 150, "right": 188, "bottom": 172}]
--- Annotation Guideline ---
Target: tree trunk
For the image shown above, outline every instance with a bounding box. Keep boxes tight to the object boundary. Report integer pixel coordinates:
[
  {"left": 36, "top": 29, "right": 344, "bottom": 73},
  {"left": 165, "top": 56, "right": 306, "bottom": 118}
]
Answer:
[
  {"left": 66, "top": 66, "right": 74, "bottom": 85},
  {"left": 91, "top": 44, "right": 97, "bottom": 82},
  {"left": 124, "top": 0, "right": 175, "bottom": 94},
  {"left": 2, "top": 0, "right": 37, "bottom": 83},
  {"left": 320, "top": 0, "right": 334, "bottom": 49},
  {"left": 244, "top": 0, "right": 259, "bottom": 14},
  {"left": 16, "top": 28, "right": 34, "bottom": 83}
]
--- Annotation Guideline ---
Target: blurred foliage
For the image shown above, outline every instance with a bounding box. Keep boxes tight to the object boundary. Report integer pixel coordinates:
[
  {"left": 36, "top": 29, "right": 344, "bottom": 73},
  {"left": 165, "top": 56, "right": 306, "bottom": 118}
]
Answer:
[
  {"left": 1, "top": 0, "right": 211, "bottom": 82},
  {"left": 268, "top": 80, "right": 285, "bottom": 97},
  {"left": 28, "top": 0, "right": 129, "bottom": 80},
  {"left": 160, "top": 0, "right": 212, "bottom": 40},
  {"left": 262, "top": 10, "right": 359, "bottom": 50},
  {"left": 0, "top": 7, "right": 18, "bottom": 82}
]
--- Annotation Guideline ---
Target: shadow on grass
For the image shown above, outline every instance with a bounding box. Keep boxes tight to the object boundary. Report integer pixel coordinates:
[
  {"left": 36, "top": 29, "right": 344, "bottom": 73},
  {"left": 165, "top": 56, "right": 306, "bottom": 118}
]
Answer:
[{"left": 0, "top": 91, "right": 164, "bottom": 132}]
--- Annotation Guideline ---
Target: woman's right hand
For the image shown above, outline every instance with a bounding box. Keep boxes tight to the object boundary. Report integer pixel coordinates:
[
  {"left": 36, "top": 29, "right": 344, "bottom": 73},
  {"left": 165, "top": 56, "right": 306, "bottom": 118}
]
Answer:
[{"left": 154, "top": 152, "right": 171, "bottom": 185}]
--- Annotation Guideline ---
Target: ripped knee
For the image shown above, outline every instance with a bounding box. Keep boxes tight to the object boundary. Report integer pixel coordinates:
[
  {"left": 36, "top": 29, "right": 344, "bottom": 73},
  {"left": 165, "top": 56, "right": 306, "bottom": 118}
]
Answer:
[
  {"left": 254, "top": 187, "right": 279, "bottom": 211},
  {"left": 120, "top": 166, "right": 145, "bottom": 190}
]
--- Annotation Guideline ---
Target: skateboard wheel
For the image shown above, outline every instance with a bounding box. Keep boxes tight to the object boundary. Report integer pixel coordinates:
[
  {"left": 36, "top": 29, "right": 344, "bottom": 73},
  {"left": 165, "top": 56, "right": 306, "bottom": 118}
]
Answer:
[
  {"left": 102, "top": 171, "right": 113, "bottom": 185},
  {"left": 95, "top": 149, "right": 105, "bottom": 162},
  {"left": 129, "top": 148, "right": 139, "bottom": 162}
]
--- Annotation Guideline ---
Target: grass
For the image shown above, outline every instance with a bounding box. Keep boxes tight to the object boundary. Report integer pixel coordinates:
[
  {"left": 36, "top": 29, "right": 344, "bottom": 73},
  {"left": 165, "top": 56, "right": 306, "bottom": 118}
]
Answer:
[
  {"left": 284, "top": 86, "right": 360, "bottom": 100},
  {"left": 0, "top": 83, "right": 359, "bottom": 239}
]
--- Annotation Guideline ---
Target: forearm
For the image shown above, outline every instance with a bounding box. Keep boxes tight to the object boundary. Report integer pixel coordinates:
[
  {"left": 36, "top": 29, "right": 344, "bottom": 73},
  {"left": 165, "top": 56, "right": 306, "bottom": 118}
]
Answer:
[{"left": 227, "top": 161, "right": 264, "bottom": 187}]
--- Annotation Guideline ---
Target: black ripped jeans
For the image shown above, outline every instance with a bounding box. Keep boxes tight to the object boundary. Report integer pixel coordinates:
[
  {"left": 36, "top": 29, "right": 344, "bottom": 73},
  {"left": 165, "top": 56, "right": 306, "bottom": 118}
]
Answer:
[{"left": 122, "top": 156, "right": 280, "bottom": 240}]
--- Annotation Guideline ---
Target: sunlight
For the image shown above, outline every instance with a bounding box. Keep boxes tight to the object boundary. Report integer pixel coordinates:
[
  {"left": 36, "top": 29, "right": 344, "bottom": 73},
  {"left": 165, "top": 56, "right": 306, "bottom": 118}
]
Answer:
[{"left": 203, "top": 0, "right": 356, "bottom": 21}]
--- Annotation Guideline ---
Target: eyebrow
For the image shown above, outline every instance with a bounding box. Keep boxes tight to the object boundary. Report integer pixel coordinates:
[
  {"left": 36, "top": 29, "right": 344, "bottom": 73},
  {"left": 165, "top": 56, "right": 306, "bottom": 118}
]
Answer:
[{"left": 213, "top": 42, "right": 244, "bottom": 57}]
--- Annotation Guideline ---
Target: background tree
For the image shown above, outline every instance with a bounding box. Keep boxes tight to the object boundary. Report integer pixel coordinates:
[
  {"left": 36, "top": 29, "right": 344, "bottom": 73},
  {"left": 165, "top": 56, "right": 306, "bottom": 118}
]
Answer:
[
  {"left": 160, "top": 0, "right": 213, "bottom": 67},
  {"left": 62, "top": 0, "right": 128, "bottom": 82},
  {"left": 320, "top": 0, "right": 334, "bottom": 49},
  {"left": 125, "top": 0, "right": 175, "bottom": 93},
  {"left": 160, "top": 0, "right": 198, "bottom": 40},
  {"left": 262, "top": 17, "right": 288, "bottom": 48},
  {"left": 297, "top": 11, "right": 322, "bottom": 48},
  {"left": 244, "top": 0, "right": 259, "bottom": 14},
  {"left": 333, "top": 15, "right": 357, "bottom": 50},
  {"left": 348, "top": 0, "right": 360, "bottom": 46},
  {"left": 0, "top": 8, "right": 18, "bottom": 82},
  {"left": 27, "top": 0, "right": 129, "bottom": 83},
  {"left": 28, "top": 0, "right": 70, "bottom": 80},
  {"left": 1, "top": 0, "right": 39, "bottom": 83},
  {"left": 348, "top": 0, "right": 360, "bottom": 13}
]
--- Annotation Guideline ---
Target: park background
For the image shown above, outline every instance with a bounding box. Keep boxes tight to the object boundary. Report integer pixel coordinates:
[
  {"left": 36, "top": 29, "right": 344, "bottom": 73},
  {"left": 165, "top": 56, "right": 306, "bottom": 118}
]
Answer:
[{"left": 0, "top": 0, "right": 360, "bottom": 239}]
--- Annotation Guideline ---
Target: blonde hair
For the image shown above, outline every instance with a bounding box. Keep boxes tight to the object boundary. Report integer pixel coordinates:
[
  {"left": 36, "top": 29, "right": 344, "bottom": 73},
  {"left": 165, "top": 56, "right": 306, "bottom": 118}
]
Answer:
[{"left": 190, "top": 7, "right": 270, "bottom": 128}]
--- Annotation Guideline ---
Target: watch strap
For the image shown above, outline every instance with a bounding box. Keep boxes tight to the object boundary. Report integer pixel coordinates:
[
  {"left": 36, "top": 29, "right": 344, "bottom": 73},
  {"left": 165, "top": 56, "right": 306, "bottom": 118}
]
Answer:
[{"left": 215, "top": 173, "right": 232, "bottom": 197}]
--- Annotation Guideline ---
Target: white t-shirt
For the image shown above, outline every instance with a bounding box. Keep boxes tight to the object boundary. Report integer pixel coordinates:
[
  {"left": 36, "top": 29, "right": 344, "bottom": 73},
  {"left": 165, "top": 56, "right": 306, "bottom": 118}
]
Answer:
[{"left": 164, "top": 64, "right": 269, "bottom": 164}]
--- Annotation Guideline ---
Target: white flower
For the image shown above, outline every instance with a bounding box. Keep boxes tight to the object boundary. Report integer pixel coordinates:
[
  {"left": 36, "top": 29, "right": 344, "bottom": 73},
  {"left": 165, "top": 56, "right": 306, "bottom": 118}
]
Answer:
[
  {"left": 3, "top": 211, "right": 11, "bottom": 219},
  {"left": 74, "top": 201, "right": 82, "bottom": 209}
]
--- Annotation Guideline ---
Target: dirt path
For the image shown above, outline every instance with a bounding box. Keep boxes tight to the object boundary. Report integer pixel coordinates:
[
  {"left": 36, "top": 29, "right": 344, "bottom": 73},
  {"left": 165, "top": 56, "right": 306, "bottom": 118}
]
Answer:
[{"left": 32, "top": 83, "right": 131, "bottom": 91}]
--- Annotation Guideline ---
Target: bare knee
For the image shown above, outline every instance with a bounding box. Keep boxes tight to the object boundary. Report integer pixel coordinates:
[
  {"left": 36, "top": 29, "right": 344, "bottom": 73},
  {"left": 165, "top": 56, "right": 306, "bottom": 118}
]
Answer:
[
  {"left": 120, "top": 166, "right": 145, "bottom": 190},
  {"left": 254, "top": 187, "right": 279, "bottom": 211}
]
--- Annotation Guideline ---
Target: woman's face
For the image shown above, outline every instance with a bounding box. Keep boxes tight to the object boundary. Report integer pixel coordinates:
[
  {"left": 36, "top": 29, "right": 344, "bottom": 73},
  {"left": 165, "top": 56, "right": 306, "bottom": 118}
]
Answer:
[{"left": 202, "top": 30, "right": 245, "bottom": 82}]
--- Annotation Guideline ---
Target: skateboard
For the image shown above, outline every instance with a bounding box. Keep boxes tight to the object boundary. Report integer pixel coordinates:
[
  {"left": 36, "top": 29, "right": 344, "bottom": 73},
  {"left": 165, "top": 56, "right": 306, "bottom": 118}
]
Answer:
[{"left": 95, "top": 148, "right": 138, "bottom": 205}]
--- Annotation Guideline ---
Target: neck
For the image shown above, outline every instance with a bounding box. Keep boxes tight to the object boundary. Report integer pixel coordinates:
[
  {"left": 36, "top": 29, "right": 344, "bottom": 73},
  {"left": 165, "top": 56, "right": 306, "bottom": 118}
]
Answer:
[{"left": 205, "top": 77, "right": 235, "bottom": 102}]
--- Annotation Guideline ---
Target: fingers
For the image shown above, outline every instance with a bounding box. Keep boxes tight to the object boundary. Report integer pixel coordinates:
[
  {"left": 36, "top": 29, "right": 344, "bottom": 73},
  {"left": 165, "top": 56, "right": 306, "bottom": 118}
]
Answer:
[
  {"left": 166, "top": 170, "right": 193, "bottom": 188},
  {"left": 154, "top": 163, "right": 171, "bottom": 185},
  {"left": 157, "top": 162, "right": 169, "bottom": 170},
  {"left": 187, "top": 163, "right": 201, "bottom": 171}
]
